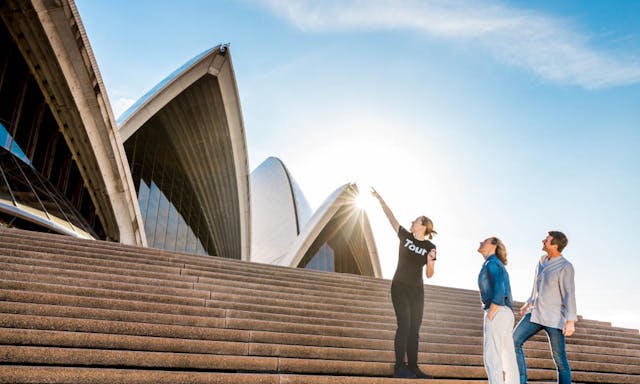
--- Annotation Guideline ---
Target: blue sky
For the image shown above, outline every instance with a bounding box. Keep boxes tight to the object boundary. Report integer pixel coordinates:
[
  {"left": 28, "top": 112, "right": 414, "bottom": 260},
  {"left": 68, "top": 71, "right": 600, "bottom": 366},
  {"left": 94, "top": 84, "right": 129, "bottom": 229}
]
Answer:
[{"left": 76, "top": 0, "right": 640, "bottom": 330}]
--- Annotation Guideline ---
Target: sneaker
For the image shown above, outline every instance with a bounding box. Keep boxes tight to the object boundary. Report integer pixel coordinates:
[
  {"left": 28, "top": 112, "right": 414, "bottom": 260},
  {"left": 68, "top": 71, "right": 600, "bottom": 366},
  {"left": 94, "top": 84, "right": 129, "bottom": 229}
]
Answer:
[
  {"left": 408, "top": 365, "right": 433, "bottom": 379},
  {"left": 393, "top": 364, "right": 417, "bottom": 379}
]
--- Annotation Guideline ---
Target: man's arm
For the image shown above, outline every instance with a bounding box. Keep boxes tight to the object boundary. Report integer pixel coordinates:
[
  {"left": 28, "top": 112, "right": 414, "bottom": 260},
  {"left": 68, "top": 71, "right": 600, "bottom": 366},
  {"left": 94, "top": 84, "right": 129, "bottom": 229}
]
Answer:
[
  {"left": 521, "top": 263, "right": 539, "bottom": 316},
  {"left": 560, "top": 264, "right": 577, "bottom": 336}
]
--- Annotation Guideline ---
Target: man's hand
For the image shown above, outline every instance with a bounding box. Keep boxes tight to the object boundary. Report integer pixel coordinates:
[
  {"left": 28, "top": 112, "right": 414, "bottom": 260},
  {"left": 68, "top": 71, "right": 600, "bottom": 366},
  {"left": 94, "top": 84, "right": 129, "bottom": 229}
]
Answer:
[
  {"left": 563, "top": 320, "right": 575, "bottom": 337},
  {"left": 520, "top": 303, "right": 531, "bottom": 317}
]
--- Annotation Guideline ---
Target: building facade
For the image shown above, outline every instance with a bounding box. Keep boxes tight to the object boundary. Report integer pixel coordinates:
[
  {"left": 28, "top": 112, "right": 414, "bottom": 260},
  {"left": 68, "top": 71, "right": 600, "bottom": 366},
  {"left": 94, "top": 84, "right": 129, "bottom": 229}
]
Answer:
[
  {"left": 1, "top": 0, "right": 144, "bottom": 244},
  {"left": 0, "top": 0, "right": 380, "bottom": 276}
]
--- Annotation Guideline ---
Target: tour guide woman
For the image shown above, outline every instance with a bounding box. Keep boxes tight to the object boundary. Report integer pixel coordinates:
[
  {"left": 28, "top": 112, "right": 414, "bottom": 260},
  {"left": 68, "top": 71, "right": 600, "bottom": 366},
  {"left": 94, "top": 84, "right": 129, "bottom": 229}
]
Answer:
[{"left": 372, "top": 187, "right": 437, "bottom": 379}]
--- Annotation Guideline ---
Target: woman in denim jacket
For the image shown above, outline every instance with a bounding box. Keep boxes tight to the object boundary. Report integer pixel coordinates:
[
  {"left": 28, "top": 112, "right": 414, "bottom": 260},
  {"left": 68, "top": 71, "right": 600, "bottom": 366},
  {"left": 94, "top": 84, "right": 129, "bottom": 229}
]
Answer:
[{"left": 477, "top": 237, "right": 519, "bottom": 384}]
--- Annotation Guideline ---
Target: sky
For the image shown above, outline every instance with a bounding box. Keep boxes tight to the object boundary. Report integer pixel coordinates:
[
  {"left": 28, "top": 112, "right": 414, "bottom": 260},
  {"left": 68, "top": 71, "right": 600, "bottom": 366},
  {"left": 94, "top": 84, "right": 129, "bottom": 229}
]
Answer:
[{"left": 75, "top": 0, "right": 640, "bottom": 330}]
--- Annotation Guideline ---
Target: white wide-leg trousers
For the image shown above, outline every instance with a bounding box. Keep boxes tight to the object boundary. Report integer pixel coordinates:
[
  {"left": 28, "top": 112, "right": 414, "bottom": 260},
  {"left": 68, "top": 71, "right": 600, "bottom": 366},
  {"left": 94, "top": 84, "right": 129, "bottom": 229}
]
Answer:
[{"left": 483, "top": 306, "right": 519, "bottom": 384}]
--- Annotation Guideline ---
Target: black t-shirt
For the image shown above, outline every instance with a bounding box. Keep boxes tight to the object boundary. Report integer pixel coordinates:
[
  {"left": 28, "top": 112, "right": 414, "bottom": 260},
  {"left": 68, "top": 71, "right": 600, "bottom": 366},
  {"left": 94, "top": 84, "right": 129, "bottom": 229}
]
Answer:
[{"left": 392, "top": 226, "right": 436, "bottom": 287}]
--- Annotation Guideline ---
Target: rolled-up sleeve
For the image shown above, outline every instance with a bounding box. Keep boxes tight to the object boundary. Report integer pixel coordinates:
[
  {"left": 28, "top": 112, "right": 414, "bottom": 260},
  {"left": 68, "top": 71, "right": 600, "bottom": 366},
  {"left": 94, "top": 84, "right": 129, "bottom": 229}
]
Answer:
[
  {"left": 487, "top": 262, "right": 506, "bottom": 307},
  {"left": 560, "top": 263, "right": 577, "bottom": 322}
]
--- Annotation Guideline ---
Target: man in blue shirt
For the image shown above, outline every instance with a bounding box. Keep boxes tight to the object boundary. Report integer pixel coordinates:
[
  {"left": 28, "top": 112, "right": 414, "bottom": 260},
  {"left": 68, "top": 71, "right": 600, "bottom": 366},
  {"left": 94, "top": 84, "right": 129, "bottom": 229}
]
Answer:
[{"left": 513, "top": 231, "right": 577, "bottom": 384}]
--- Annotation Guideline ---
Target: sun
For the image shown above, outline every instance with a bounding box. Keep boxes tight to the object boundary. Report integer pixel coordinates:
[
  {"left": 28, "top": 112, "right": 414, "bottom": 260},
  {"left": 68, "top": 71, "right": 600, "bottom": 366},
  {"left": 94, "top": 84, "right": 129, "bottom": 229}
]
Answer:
[{"left": 354, "top": 191, "right": 373, "bottom": 211}]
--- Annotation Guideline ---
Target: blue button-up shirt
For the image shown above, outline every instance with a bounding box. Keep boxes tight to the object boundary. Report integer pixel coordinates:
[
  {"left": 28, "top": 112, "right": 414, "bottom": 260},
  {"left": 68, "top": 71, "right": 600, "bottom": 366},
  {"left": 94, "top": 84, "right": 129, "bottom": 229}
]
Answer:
[
  {"left": 526, "top": 255, "right": 577, "bottom": 329},
  {"left": 478, "top": 255, "right": 513, "bottom": 310}
]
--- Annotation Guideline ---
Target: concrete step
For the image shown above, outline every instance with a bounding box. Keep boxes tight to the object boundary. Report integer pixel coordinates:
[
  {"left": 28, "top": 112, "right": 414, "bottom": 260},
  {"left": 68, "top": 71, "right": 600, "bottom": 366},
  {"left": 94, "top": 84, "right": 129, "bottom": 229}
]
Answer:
[
  {"left": 1, "top": 228, "right": 638, "bottom": 383},
  {"left": 2, "top": 303, "right": 639, "bottom": 362},
  {"left": 4, "top": 327, "right": 639, "bottom": 375},
  {"left": 0, "top": 230, "right": 389, "bottom": 287},
  {"left": 1, "top": 262, "right": 633, "bottom": 343},
  {"left": 0, "top": 263, "right": 483, "bottom": 321},
  {"left": 0, "top": 280, "right": 477, "bottom": 333},
  {"left": 1, "top": 346, "right": 638, "bottom": 383},
  {"left": 0, "top": 229, "right": 513, "bottom": 303},
  {"left": 0, "top": 228, "right": 635, "bottom": 328},
  {"left": 1, "top": 238, "right": 633, "bottom": 335},
  {"left": 0, "top": 345, "right": 277, "bottom": 371},
  {"left": 0, "top": 268, "right": 632, "bottom": 348},
  {"left": 0, "top": 251, "right": 481, "bottom": 311},
  {"left": 0, "top": 241, "right": 389, "bottom": 296},
  {"left": 0, "top": 238, "right": 633, "bottom": 330},
  {"left": 0, "top": 289, "right": 226, "bottom": 324},
  {"left": 250, "top": 329, "right": 640, "bottom": 366},
  {"left": 1, "top": 367, "right": 277, "bottom": 384},
  {"left": 0, "top": 366, "right": 493, "bottom": 384},
  {"left": 0, "top": 265, "right": 499, "bottom": 326},
  {"left": 3, "top": 288, "right": 637, "bottom": 358},
  {"left": 2, "top": 279, "right": 637, "bottom": 352},
  {"left": 0, "top": 311, "right": 248, "bottom": 343},
  {"left": 0, "top": 271, "right": 480, "bottom": 329}
]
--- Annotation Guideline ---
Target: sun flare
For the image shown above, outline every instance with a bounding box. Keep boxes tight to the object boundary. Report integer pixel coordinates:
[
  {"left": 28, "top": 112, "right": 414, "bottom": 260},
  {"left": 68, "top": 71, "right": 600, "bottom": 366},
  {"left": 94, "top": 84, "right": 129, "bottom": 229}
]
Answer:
[{"left": 354, "top": 192, "right": 373, "bottom": 211}]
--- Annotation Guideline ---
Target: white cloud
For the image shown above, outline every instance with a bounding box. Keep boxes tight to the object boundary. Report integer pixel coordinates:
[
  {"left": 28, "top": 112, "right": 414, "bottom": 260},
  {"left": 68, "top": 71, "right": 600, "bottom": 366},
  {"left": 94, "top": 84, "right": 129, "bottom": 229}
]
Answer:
[
  {"left": 260, "top": 0, "right": 640, "bottom": 89},
  {"left": 113, "top": 97, "right": 136, "bottom": 119}
]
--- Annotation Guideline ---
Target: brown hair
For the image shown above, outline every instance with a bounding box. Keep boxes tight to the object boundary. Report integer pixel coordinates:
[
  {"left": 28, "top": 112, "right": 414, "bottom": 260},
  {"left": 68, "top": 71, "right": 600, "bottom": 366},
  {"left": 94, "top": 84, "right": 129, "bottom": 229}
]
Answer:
[
  {"left": 420, "top": 216, "right": 437, "bottom": 240},
  {"left": 548, "top": 231, "right": 568, "bottom": 253},
  {"left": 490, "top": 237, "right": 508, "bottom": 265}
]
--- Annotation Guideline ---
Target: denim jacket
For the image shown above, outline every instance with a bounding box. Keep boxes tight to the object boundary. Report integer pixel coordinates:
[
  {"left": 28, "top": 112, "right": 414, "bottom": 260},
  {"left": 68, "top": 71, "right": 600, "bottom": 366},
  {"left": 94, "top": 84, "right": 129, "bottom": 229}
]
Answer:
[{"left": 478, "top": 255, "right": 513, "bottom": 310}]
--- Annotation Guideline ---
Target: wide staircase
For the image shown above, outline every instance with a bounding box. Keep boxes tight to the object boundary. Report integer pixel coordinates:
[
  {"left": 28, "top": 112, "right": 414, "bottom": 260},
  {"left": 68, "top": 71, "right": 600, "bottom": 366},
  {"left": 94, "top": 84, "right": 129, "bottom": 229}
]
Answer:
[{"left": 0, "top": 228, "right": 638, "bottom": 383}]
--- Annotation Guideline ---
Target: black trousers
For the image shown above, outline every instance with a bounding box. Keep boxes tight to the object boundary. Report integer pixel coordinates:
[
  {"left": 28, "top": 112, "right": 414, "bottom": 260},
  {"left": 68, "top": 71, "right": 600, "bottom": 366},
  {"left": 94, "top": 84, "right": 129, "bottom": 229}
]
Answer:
[{"left": 390, "top": 280, "right": 424, "bottom": 367}]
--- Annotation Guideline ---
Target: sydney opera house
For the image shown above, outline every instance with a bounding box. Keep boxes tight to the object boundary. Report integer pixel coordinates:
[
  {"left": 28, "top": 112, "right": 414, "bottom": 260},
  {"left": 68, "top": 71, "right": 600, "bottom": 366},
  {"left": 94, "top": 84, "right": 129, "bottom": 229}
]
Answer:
[
  {"left": 0, "top": 0, "right": 380, "bottom": 276},
  {"left": 1, "top": 2, "right": 638, "bottom": 382}
]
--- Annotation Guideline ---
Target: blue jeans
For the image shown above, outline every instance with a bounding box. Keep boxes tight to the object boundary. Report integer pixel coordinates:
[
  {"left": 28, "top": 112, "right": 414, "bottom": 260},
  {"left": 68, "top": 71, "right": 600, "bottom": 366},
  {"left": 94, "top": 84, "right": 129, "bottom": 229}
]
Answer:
[{"left": 513, "top": 313, "right": 571, "bottom": 384}]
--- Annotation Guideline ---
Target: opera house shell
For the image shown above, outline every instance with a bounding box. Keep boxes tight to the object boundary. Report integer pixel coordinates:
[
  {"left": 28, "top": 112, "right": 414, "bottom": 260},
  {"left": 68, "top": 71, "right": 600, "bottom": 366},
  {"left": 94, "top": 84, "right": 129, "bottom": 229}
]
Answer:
[
  {"left": 250, "top": 157, "right": 312, "bottom": 265},
  {"left": 0, "top": 0, "right": 380, "bottom": 277},
  {"left": 251, "top": 157, "right": 381, "bottom": 277},
  {"left": 118, "top": 46, "right": 250, "bottom": 261}
]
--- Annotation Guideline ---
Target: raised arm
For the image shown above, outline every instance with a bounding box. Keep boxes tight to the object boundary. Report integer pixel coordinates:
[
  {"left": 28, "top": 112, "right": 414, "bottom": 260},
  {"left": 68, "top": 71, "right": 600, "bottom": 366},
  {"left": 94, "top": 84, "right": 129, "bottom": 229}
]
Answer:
[{"left": 371, "top": 187, "right": 399, "bottom": 233}]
